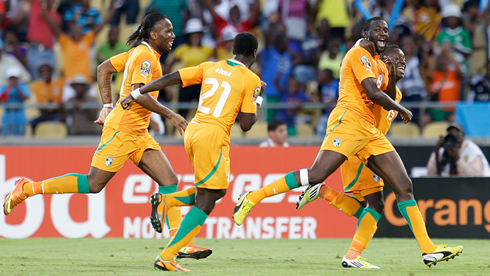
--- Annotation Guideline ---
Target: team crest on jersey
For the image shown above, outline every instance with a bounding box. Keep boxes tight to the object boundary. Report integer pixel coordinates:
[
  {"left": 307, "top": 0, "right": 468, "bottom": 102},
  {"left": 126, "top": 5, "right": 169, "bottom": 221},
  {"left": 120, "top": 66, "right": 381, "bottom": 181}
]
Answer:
[
  {"left": 372, "top": 173, "right": 380, "bottom": 182},
  {"left": 139, "top": 60, "right": 152, "bottom": 78},
  {"left": 252, "top": 86, "right": 260, "bottom": 100},
  {"left": 333, "top": 138, "right": 341, "bottom": 147},
  {"left": 105, "top": 156, "right": 114, "bottom": 167},
  {"left": 360, "top": 55, "right": 371, "bottom": 68}
]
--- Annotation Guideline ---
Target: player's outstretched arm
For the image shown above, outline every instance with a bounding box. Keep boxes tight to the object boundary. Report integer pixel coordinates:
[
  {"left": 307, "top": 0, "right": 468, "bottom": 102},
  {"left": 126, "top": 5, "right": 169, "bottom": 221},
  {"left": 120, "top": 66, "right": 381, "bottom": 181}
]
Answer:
[
  {"left": 94, "top": 59, "right": 117, "bottom": 125},
  {"left": 362, "top": 78, "right": 412, "bottom": 123},
  {"left": 120, "top": 71, "right": 182, "bottom": 109}
]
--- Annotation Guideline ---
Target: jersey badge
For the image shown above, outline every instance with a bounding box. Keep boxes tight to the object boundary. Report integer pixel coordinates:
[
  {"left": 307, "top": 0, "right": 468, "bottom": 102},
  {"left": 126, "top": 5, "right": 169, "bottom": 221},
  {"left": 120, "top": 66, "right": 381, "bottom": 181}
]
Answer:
[
  {"left": 105, "top": 156, "right": 114, "bottom": 167},
  {"left": 372, "top": 173, "right": 380, "bottom": 182},
  {"left": 333, "top": 138, "right": 341, "bottom": 147},
  {"left": 252, "top": 86, "right": 260, "bottom": 100},
  {"left": 360, "top": 55, "right": 371, "bottom": 68},
  {"left": 139, "top": 60, "right": 152, "bottom": 78}
]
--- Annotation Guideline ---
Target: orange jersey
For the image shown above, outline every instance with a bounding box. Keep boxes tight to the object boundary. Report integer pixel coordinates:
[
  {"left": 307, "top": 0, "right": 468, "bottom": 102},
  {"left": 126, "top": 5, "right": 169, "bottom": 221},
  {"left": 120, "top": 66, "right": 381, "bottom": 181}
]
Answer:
[
  {"left": 373, "top": 86, "right": 403, "bottom": 134},
  {"left": 104, "top": 42, "right": 162, "bottom": 135},
  {"left": 337, "top": 46, "right": 387, "bottom": 125},
  {"left": 178, "top": 59, "right": 261, "bottom": 134}
]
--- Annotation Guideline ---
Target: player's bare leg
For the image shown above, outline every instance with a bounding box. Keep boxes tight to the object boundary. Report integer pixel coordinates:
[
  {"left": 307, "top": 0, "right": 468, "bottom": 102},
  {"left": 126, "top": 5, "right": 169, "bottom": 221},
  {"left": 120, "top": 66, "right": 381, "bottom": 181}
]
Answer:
[{"left": 368, "top": 151, "right": 463, "bottom": 266}]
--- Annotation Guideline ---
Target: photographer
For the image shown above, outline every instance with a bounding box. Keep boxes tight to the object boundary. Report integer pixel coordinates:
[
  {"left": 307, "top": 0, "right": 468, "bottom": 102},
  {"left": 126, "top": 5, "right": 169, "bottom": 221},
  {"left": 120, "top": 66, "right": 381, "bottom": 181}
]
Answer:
[{"left": 427, "top": 123, "right": 490, "bottom": 176}]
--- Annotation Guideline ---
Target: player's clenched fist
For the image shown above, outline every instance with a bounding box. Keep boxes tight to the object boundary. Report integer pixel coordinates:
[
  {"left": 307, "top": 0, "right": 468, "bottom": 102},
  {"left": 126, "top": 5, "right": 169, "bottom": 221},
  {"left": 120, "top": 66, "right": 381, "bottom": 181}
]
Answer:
[
  {"left": 399, "top": 106, "right": 413, "bottom": 123},
  {"left": 120, "top": 94, "right": 135, "bottom": 110},
  {"left": 168, "top": 113, "right": 188, "bottom": 136}
]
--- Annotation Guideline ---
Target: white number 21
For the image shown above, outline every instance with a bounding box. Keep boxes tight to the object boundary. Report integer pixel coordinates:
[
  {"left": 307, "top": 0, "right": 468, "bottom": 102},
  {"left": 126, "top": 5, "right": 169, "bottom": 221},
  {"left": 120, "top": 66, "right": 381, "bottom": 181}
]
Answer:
[{"left": 198, "top": 78, "right": 231, "bottom": 117}]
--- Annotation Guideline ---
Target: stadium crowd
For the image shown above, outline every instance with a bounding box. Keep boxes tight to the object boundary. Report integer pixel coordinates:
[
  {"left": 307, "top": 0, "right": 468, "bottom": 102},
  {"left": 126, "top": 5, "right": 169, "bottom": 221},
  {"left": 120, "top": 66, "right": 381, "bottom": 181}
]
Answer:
[{"left": 0, "top": 0, "right": 489, "bottom": 137}]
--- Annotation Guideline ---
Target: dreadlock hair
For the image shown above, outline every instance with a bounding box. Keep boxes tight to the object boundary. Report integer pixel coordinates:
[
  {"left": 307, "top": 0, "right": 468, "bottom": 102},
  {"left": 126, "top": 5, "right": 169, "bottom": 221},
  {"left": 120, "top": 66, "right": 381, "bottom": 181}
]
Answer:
[
  {"left": 232, "top": 32, "right": 258, "bottom": 57},
  {"left": 127, "top": 13, "right": 168, "bottom": 47},
  {"left": 362, "top": 16, "right": 387, "bottom": 33},
  {"left": 380, "top": 45, "right": 401, "bottom": 59}
]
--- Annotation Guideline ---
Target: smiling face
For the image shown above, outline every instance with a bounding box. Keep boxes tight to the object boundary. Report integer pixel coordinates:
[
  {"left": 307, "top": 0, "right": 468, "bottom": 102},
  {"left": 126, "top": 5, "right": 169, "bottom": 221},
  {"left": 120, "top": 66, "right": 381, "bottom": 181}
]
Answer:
[
  {"left": 364, "top": 19, "right": 389, "bottom": 54},
  {"left": 152, "top": 19, "right": 176, "bottom": 53},
  {"left": 383, "top": 48, "right": 406, "bottom": 81}
]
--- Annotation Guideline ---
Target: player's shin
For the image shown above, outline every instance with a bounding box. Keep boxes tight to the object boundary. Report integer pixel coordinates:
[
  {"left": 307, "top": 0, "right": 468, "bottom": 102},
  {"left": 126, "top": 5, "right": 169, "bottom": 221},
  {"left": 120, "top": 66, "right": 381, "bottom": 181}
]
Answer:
[
  {"left": 160, "top": 206, "right": 207, "bottom": 260},
  {"left": 159, "top": 185, "right": 182, "bottom": 238},
  {"left": 346, "top": 208, "right": 381, "bottom": 259},
  {"left": 247, "top": 171, "right": 304, "bottom": 204},
  {"left": 327, "top": 191, "right": 364, "bottom": 218},
  {"left": 397, "top": 200, "right": 437, "bottom": 253},
  {"left": 25, "top": 173, "right": 89, "bottom": 196}
]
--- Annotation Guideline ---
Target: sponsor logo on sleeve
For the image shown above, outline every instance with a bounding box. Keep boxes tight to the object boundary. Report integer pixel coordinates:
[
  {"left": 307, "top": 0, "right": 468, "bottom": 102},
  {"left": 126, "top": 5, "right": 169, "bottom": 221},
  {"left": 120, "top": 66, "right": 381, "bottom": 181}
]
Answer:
[
  {"left": 139, "top": 60, "right": 152, "bottom": 79},
  {"left": 360, "top": 55, "right": 371, "bottom": 68}
]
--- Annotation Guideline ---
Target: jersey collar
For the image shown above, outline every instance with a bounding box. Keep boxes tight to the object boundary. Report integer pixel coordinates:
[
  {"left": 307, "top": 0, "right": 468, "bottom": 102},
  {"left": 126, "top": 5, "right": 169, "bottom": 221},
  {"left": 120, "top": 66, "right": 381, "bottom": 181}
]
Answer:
[
  {"left": 141, "top": 41, "right": 161, "bottom": 58},
  {"left": 227, "top": 59, "right": 245, "bottom": 67}
]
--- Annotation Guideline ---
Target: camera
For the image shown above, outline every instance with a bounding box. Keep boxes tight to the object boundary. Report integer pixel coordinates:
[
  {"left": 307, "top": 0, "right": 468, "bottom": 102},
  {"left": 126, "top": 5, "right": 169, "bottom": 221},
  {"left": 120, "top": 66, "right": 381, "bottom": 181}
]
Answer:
[{"left": 443, "top": 133, "right": 458, "bottom": 149}]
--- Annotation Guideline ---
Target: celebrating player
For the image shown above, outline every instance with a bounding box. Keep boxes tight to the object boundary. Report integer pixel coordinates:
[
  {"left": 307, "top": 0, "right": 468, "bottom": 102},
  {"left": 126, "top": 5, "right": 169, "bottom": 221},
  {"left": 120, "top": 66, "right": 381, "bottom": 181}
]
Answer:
[
  {"left": 3, "top": 13, "right": 211, "bottom": 259},
  {"left": 232, "top": 17, "right": 463, "bottom": 267},
  {"left": 297, "top": 45, "right": 408, "bottom": 268},
  {"left": 119, "top": 32, "right": 264, "bottom": 272}
]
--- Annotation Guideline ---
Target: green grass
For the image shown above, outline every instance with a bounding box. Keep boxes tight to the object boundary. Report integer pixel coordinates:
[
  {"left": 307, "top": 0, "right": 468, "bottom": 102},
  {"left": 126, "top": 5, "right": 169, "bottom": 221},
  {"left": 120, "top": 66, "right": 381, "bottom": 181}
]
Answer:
[{"left": 0, "top": 238, "right": 485, "bottom": 275}]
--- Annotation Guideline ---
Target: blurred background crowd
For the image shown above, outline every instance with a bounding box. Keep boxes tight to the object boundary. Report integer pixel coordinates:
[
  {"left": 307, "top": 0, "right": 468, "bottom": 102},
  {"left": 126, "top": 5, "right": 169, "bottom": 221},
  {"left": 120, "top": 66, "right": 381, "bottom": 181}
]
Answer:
[{"left": 0, "top": 0, "right": 489, "bottom": 139}]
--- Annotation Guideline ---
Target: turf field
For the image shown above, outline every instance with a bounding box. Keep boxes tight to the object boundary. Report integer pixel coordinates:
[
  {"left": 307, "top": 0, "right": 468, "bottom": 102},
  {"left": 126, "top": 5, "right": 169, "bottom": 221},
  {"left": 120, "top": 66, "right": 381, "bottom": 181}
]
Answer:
[{"left": 0, "top": 238, "right": 484, "bottom": 275}]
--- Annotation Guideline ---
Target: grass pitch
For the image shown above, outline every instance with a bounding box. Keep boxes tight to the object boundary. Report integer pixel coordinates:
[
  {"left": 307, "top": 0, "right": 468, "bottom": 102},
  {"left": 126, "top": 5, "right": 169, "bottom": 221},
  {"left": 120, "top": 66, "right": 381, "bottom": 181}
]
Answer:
[{"left": 0, "top": 238, "right": 485, "bottom": 275}]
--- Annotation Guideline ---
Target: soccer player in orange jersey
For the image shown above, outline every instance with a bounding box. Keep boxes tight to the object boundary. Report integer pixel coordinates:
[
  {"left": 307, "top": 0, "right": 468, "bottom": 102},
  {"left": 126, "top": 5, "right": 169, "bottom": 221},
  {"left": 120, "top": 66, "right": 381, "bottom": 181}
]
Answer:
[
  {"left": 232, "top": 17, "right": 463, "bottom": 268},
  {"left": 296, "top": 45, "right": 406, "bottom": 268},
  {"left": 119, "top": 32, "right": 264, "bottom": 272},
  {"left": 3, "top": 13, "right": 210, "bottom": 259}
]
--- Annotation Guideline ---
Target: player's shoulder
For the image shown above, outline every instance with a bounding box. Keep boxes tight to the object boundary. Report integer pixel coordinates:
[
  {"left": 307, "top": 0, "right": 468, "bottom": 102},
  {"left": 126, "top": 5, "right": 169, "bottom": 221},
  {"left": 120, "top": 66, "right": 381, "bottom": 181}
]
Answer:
[
  {"left": 132, "top": 44, "right": 158, "bottom": 61},
  {"left": 395, "top": 86, "right": 403, "bottom": 102},
  {"left": 346, "top": 46, "right": 372, "bottom": 61}
]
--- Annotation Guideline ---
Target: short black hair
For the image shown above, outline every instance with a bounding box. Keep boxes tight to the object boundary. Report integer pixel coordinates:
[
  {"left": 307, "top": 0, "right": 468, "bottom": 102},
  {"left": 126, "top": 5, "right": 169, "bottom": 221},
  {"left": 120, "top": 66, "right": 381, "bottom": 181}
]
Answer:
[
  {"left": 380, "top": 45, "right": 401, "bottom": 59},
  {"left": 268, "top": 119, "right": 286, "bottom": 131},
  {"left": 233, "top": 32, "right": 258, "bottom": 57},
  {"left": 363, "top": 16, "right": 387, "bottom": 33}
]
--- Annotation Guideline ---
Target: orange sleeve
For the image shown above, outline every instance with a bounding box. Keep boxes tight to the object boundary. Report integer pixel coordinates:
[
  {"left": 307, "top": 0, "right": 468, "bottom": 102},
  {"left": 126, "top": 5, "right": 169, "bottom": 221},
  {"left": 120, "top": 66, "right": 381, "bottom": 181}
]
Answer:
[
  {"left": 241, "top": 72, "right": 261, "bottom": 114},
  {"left": 178, "top": 63, "right": 208, "bottom": 87},
  {"left": 130, "top": 50, "right": 158, "bottom": 85},
  {"left": 348, "top": 47, "right": 377, "bottom": 84},
  {"left": 84, "top": 31, "right": 95, "bottom": 45},
  {"left": 395, "top": 86, "right": 403, "bottom": 103},
  {"left": 379, "top": 61, "right": 389, "bottom": 91},
  {"left": 109, "top": 52, "right": 129, "bottom": 73}
]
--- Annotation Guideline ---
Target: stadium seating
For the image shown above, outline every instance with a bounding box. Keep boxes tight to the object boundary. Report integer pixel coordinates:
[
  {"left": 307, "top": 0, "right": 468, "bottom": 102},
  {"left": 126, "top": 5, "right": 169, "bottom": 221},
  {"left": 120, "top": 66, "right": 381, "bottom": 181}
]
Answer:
[
  {"left": 245, "top": 121, "right": 268, "bottom": 138},
  {"left": 422, "top": 122, "right": 449, "bottom": 138},
  {"left": 34, "top": 121, "right": 68, "bottom": 138},
  {"left": 297, "top": 123, "right": 314, "bottom": 137},
  {"left": 388, "top": 122, "right": 421, "bottom": 137}
]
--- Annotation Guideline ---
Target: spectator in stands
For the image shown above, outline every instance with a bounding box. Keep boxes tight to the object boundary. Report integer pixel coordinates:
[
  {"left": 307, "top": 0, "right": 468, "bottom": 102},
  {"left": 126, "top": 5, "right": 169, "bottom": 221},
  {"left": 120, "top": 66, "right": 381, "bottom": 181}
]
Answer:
[
  {"left": 292, "top": 19, "right": 320, "bottom": 84},
  {"left": 110, "top": 0, "right": 139, "bottom": 27},
  {"left": 275, "top": 76, "right": 310, "bottom": 136},
  {"left": 42, "top": 1, "right": 118, "bottom": 84},
  {"left": 398, "top": 35, "right": 428, "bottom": 125},
  {"left": 96, "top": 26, "right": 128, "bottom": 65},
  {"left": 408, "top": 0, "right": 442, "bottom": 42},
  {"left": 214, "top": 25, "right": 237, "bottom": 61},
  {"left": 469, "top": 62, "right": 490, "bottom": 102},
  {"left": 315, "top": 0, "right": 349, "bottom": 39},
  {"left": 260, "top": 32, "right": 292, "bottom": 121},
  {"left": 4, "top": 28, "right": 28, "bottom": 70},
  {"left": 26, "top": 0, "right": 60, "bottom": 81},
  {"left": 167, "top": 18, "right": 213, "bottom": 120},
  {"left": 278, "top": 0, "right": 311, "bottom": 53},
  {"left": 0, "top": 66, "right": 30, "bottom": 136},
  {"left": 315, "top": 69, "right": 339, "bottom": 136},
  {"left": 5, "top": 0, "right": 30, "bottom": 42},
  {"left": 201, "top": 0, "right": 260, "bottom": 39},
  {"left": 462, "top": 0, "right": 487, "bottom": 75},
  {"left": 65, "top": 74, "right": 100, "bottom": 135},
  {"left": 318, "top": 37, "right": 343, "bottom": 80},
  {"left": 259, "top": 119, "right": 289, "bottom": 147},
  {"left": 437, "top": 4, "right": 472, "bottom": 76},
  {"left": 426, "top": 123, "right": 490, "bottom": 176},
  {"left": 0, "top": 39, "right": 31, "bottom": 87},
  {"left": 29, "top": 61, "right": 64, "bottom": 133},
  {"left": 63, "top": 0, "right": 102, "bottom": 34},
  {"left": 428, "top": 47, "right": 463, "bottom": 122}
]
